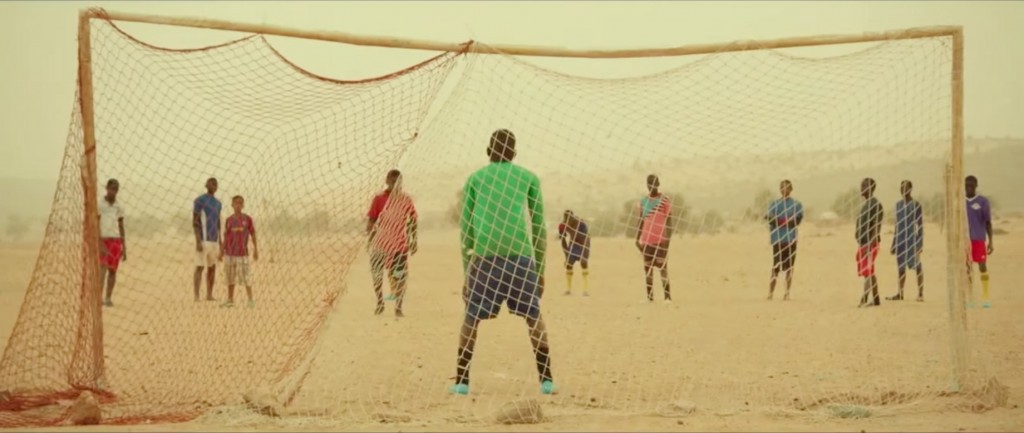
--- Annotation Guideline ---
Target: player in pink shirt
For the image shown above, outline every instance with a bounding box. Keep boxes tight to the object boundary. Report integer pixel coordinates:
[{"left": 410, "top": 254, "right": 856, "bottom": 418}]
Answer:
[
  {"left": 635, "top": 174, "right": 675, "bottom": 302},
  {"left": 366, "top": 169, "right": 418, "bottom": 317}
]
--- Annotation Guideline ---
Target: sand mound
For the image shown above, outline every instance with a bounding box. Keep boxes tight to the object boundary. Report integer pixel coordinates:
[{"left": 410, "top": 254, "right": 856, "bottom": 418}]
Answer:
[
  {"left": 242, "top": 387, "right": 284, "bottom": 418},
  {"left": 67, "top": 391, "right": 101, "bottom": 425},
  {"left": 494, "top": 399, "right": 543, "bottom": 425}
]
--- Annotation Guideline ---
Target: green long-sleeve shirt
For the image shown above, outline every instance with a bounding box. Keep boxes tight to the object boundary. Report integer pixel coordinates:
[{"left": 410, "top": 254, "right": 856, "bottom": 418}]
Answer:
[{"left": 460, "top": 162, "right": 547, "bottom": 274}]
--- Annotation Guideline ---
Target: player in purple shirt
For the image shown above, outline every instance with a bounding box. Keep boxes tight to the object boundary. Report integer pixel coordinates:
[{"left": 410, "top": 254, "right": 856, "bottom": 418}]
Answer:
[{"left": 965, "top": 175, "right": 994, "bottom": 308}]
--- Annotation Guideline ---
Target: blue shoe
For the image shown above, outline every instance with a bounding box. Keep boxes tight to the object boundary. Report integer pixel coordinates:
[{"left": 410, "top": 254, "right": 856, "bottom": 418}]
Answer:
[
  {"left": 385, "top": 294, "right": 397, "bottom": 301},
  {"left": 982, "top": 301, "right": 991, "bottom": 309},
  {"left": 449, "top": 383, "right": 469, "bottom": 395},
  {"left": 541, "top": 380, "right": 557, "bottom": 395}
]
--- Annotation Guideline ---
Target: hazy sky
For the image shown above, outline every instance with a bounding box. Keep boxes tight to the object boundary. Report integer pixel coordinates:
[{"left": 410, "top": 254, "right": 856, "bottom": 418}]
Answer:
[{"left": 0, "top": 1, "right": 1022, "bottom": 183}]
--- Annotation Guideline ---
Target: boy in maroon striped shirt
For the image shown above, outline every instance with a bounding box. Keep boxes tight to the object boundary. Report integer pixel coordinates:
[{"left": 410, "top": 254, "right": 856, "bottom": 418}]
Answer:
[{"left": 221, "top": 195, "right": 259, "bottom": 308}]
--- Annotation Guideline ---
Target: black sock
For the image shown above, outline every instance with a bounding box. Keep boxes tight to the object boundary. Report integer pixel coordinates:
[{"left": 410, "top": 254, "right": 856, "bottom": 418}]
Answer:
[
  {"left": 534, "top": 346, "right": 552, "bottom": 383},
  {"left": 456, "top": 347, "right": 472, "bottom": 386}
]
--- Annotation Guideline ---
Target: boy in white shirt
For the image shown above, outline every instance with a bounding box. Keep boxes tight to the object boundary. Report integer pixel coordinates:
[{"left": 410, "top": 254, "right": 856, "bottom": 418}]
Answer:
[{"left": 98, "top": 178, "right": 126, "bottom": 307}]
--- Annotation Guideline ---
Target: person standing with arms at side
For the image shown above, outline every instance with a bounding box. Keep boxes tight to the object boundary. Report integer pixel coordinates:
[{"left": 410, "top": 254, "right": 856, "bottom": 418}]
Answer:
[
  {"left": 98, "top": 178, "right": 126, "bottom": 307},
  {"left": 636, "top": 174, "right": 674, "bottom": 303},
  {"left": 765, "top": 179, "right": 803, "bottom": 301},
  {"left": 965, "top": 175, "right": 994, "bottom": 308},
  {"left": 451, "top": 128, "right": 555, "bottom": 396},
  {"left": 855, "top": 178, "right": 884, "bottom": 308},
  {"left": 193, "top": 177, "right": 222, "bottom": 302}
]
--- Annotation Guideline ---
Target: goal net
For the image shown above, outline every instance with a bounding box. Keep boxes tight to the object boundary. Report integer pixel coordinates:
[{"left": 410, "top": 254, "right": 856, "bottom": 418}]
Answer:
[{"left": 0, "top": 11, "right": 1004, "bottom": 428}]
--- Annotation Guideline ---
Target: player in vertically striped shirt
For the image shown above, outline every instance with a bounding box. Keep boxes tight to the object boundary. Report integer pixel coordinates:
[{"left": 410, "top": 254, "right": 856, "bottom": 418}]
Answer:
[
  {"left": 450, "top": 129, "right": 555, "bottom": 396},
  {"left": 635, "top": 174, "right": 674, "bottom": 303},
  {"left": 366, "top": 169, "right": 418, "bottom": 317}
]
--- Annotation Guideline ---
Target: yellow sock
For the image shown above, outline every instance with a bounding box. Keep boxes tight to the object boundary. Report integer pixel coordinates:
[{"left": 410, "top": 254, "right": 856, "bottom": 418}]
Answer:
[
  {"left": 981, "top": 272, "right": 990, "bottom": 301},
  {"left": 582, "top": 269, "right": 590, "bottom": 293},
  {"left": 565, "top": 270, "right": 573, "bottom": 293}
]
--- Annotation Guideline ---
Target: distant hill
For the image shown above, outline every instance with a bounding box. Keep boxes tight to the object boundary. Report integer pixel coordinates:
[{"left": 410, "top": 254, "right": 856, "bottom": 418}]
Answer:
[{"left": 2, "top": 138, "right": 1022, "bottom": 231}]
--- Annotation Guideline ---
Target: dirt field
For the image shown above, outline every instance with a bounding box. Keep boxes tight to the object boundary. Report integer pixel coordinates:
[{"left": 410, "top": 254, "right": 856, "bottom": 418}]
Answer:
[{"left": 1, "top": 220, "right": 1022, "bottom": 432}]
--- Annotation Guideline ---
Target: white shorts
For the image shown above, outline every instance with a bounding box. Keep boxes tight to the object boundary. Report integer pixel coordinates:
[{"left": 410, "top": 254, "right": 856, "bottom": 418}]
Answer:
[
  {"left": 224, "top": 255, "right": 252, "bottom": 286},
  {"left": 195, "top": 241, "right": 220, "bottom": 268}
]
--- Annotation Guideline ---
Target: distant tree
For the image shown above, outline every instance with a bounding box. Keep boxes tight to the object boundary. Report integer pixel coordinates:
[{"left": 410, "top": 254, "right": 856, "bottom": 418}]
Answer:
[
  {"left": 303, "top": 209, "right": 332, "bottom": 234},
  {"left": 743, "top": 188, "right": 774, "bottom": 222},
  {"left": 267, "top": 210, "right": 302, "bottom": 236},
  {"left": 695, "top": 210, "right": 725, "bottom": 236},
  {"left": 920, "top": 193, "right": 946, "bottom": 224},
  {"left": 831, "top": 188, "right": 863, "bottom": 221}
]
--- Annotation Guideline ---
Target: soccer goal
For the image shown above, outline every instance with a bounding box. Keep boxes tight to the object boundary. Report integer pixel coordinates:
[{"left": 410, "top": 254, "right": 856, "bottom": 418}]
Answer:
[{"left": 0, "top": 7, "right": 1000, "bottom": 428}]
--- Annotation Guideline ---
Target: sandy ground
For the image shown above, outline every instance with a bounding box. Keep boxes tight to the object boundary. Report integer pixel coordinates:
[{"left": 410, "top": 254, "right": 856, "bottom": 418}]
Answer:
[{"left": 1, "top": 220, "right": 1022, "bottom": 432}]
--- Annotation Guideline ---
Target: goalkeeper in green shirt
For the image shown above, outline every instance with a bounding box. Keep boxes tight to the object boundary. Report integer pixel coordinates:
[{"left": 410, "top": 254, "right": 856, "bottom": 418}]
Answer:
[{"left": 450, "top": 128, "right": 556, "bottom": 396}]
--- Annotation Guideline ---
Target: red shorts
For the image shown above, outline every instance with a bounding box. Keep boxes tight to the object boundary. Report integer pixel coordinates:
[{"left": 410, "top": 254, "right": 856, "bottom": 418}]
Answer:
[
  {"left": 856, "top": 243, "right": 879, "bottom": 277},
  {"left": 100, "top": 238, "right": 123, "bottom": 272},
  {"left": 970, "top": 240, "right": 987, "bottom": 263}
]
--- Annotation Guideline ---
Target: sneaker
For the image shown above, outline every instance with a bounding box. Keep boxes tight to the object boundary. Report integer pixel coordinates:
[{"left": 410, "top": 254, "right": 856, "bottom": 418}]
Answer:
[
  {"left": 385, "top": 294, "right": 397, "bottom": 302},
  {"left": 582, "top": 292, "right": 589, "bottom": 297},
  {"left": 916, "top": 295, "right": 924, "bottom": 302},
  {"left": 220, "top": 301, "right": 234, "bottom": 308},
  {"left": 766, "top": 293, "right": 774, "bottom": 301},
  {"left": 563, "top": 291, "right": 572, "bottom": 296},
  {"left": 103, "top": 299, "right": 113, "bottom": 307},
  {"left": 886, "top": 294, "right": 904, "bottom": 301},
  {"left": 449, "top": 383, "right": 469, "bottom": 395},
  {"left": 374, "top": 303, "right": 385, "bottom": 315},
  {"left": 395, "top": 310, "right": 405, "bottom": 318},
  {"left": 664, "top": 299, "right": 672, "bottom": 304},
  {"left": 540, "top": 380, "right": 557, "bottom": 395},
  {"left": 247, "top": 300, "right": 255, "bottom": 309},
  {"left": 782, "top": 292, "right": 790, "bottom": 301},
  {"left": 982, "top": 301, "right": 992, "bottom": 309}
]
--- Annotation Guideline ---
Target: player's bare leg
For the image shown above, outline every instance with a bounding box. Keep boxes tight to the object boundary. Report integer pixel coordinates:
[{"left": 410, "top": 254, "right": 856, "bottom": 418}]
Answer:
[
  {"left": 394, "top": 270, "right": 407, "bottom": 318},
  {"left": 768, "top": 267, "right": 779, "bottom": 300},
  {"left": 657, "top": 261, "right": 671, "bottom": 302},
  {"left": 526, "top": 315, "right": 555, "bottom": 393},
  {"left": 564, "top": 263, "right": 573, "bottom": 296},
  {"left": 915, "top": 265, "right": 924, "bottom": 301},
  {"left": 888, "top": 268, "right": 906, "bottom": 301},
  {"left": 860, "top": 277, "right": 872, "bottom": 307},
  {"left": 205, "top": 266, "right": 216, "bottom": 301},
  {"left": 783, "top": 268, "right": 793, "bottom": 301},
  {"left": 978, "top": 262, "right": 991, "bottom": 308},
  {"left": 102, "top": 268, "right": 116, "bottom": 307},
  {"left": 452, "top": 317, "right": 480, "bottom": 393},
  {"left": 580, "top": 259, "right": 590, "bottom": 296},
  {"left": 371, "top": 269, "right": 385, "bottom": 315},
  {"left": 193, "top": 267, "right": 204, "bottom": 302},
  {"left": 223, "top": 284, "right": 236, "bottom": 307},
  {"left": 643, "top": 261, "right": 655, "bottom": 302}
]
